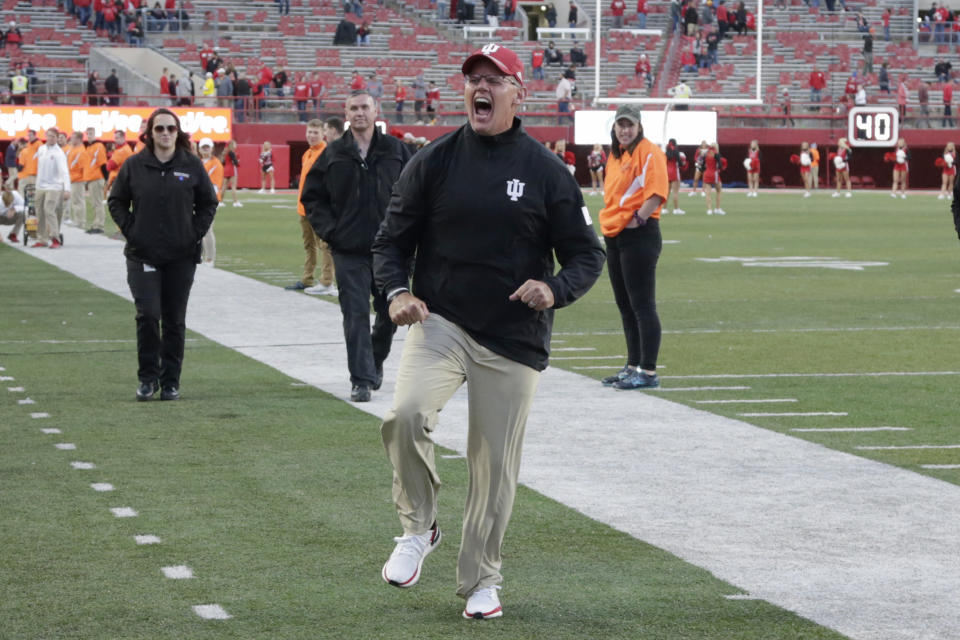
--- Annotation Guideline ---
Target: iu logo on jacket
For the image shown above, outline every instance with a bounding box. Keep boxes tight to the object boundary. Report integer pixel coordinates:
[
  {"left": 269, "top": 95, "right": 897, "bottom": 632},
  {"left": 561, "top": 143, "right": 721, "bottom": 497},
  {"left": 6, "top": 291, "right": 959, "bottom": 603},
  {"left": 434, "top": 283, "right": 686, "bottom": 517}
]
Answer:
[{"left": 506, "top": 178, "right": 525, "bottom": 202}]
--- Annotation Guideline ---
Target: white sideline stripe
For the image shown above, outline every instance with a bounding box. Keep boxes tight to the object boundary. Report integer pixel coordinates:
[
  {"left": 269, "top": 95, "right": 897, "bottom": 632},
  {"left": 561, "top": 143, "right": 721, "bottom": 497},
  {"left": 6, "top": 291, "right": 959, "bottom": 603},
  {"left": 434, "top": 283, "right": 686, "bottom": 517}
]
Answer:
[
  {"left": 91, "top": 483, "right": 115, "bottom": 492},
  {"left": 134, "top": 535, "right": 161, "bottom": 545},
  {"left": 22, "top": 225, "right": 960, "bottom": 640},
  {"left": 554, "top": 326, "right": 960, "bottom": 336},
  {"left": 110, "top": 507, "right": 138, "bottom": 518},
  {"left": 920, "top": 465, "right": 960, "bottom": 470},
  {"left": 551, "top": 347, "right": 597, "bottom": 352},
  {"left": 17, "top": 397, "right": 36, "bottom": 404},
  {"left": 30, "top": 412, "right": 50, "bottom": 418},
  {"left": 0, "top": 366, "right": 5, "bottom": 370},
  {"left": 162, "top": 565, "right": 194, "bottom": 579},
  {"left": 0, "top": 375, "right": 13, "bottom": 381},
  {"left": 668, "top": 371, "right": 960, "bottom": 379},
  {"left": 40, "top": 428, "right": 61, "bottom": 434},
  {"left": 551, "top": 355, "right": 626, "bottom": 360},
  {"left": 440, "top": 454, "right": 465, "bottom": 459},
  {"left": 725, "top": 594, "right": 762, "bottom": 600},
  {"left": 791, "top": 427, "right": 913, "bottom": 433},
  {"left": 857, "top": 444, "right": 960, "bottom": 451},
  {"left": 70, "top": 462, "right": 95, "bottom": 470},
  {"left": 193, "top": 604, "right": 231, "bottom": 620},
  {"left": 739, "top": 412, "right": 848, "bottom": 417},
  {"left": 696, "top": 398, "right": 797, "bottom": 404},
  {"left": 7, "top": 386, "right": 25, "bottom": 392},
  {"left": 655, "top": 386, "right": 752, "bottom": 392},
  {"left": 54, "top": 443, "right": 76, "bottom": 450}
]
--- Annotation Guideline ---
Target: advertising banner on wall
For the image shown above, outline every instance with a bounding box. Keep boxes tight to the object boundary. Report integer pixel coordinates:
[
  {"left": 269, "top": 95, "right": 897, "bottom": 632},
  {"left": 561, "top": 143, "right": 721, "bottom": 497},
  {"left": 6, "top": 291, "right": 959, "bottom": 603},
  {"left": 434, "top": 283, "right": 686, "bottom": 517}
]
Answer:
[{"left": 0, "top": 106, "right": 232, "bottom": 141}]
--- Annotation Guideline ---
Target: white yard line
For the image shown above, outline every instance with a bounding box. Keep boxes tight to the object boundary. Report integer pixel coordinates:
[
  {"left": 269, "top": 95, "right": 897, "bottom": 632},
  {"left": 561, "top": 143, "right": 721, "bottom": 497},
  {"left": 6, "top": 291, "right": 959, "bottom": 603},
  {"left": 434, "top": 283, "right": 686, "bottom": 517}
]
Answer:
[
  {"left": 11, "top": 228, "right": 960, "bottom": 640},
  {"left": 739, "top": 411, "right": 848, "bottom": 417},
  {"left": 696, "top": 398, "right": 797, "bottom": 404},
  {"left": 791, "top": 427, "right": 913, "bottom": 433}
]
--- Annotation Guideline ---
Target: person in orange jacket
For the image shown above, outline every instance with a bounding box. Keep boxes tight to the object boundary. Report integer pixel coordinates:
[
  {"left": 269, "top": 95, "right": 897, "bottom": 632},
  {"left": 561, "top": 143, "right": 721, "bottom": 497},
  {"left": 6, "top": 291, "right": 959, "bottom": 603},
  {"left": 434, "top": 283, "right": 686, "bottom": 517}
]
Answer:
[
  {"left": 598, "top": 104, "right": 667, "bottom": 390},
  {"left": 105, "top": 130, "right": 133, "bottom": 196},
  {"left": 65, "top": 131, "right": 87, "bottom": 226},
  {"left": 16, "top": 128, "right": 41, "bottom": 193},
  {"left": 81, "top": 127, "right": 108, "bottom": 233},
  {"left": 198, "top": 137, "right": 223, "bottom": 267}
]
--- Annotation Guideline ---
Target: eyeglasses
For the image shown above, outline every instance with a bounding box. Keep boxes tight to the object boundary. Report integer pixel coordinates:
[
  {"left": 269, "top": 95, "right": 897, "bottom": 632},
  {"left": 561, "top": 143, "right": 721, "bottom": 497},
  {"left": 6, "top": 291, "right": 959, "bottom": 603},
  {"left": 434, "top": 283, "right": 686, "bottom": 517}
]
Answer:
[
  {"left": 465, "top": 74, "right": 516, "bottom": 88},
  {"left": 153, "top": 125, "right": 178, "bottom": 134}
]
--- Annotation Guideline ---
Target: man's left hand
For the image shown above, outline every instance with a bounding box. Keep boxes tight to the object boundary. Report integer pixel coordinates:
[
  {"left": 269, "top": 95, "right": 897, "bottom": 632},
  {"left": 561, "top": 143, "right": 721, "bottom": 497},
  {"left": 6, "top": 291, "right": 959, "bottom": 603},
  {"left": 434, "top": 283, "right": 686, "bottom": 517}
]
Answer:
[{"left": 509, "top": 279, "right": 555, "bottom": 311}]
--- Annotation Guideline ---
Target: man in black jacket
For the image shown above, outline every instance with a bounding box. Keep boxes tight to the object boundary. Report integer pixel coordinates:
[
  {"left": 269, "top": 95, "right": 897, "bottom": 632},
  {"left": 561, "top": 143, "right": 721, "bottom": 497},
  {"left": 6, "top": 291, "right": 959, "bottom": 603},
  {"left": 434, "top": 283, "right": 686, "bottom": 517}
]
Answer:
[
  {"left": 108, "top": 108, "right": 218, "bottom": 401},
  {"left": 301, "top": 90, "right": 411, "bottom": 402},
  {"left": 373, "top": 44, "right": 604, "bottom": 620}
]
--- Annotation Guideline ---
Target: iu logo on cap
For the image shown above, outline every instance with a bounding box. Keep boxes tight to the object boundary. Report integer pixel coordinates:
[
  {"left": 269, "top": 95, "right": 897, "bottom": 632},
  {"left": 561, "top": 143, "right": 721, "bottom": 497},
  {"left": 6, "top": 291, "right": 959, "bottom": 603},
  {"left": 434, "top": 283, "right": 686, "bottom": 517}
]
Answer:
[
  {"left": 506, "top": 178, "right": 525, "bottom": 202},
  {"left": 481, "top": 43, "right": 501, "bottom": 55}
]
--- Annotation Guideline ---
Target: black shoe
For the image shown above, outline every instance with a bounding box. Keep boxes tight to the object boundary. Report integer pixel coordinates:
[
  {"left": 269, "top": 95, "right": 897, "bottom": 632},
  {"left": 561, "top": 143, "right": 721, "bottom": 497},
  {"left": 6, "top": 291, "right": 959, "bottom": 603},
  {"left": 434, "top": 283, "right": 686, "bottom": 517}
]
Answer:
[
  {"left": 160, "top": 386, "right": 180, "bottom": 401},
  {"left": 136, "top": 380, "right": 159, "bottom": 401},
  {"left": 373, "top": 365, "right": 384, "bottom": 391},
  {"left": 284, "top": 281, "right": 307, "bottom": 290},
  {"left": 350, "top": 384, "right": 371, "bottom": 402},
  {"left": 85, "top": 228, "right": 104, "bottom": 235}
]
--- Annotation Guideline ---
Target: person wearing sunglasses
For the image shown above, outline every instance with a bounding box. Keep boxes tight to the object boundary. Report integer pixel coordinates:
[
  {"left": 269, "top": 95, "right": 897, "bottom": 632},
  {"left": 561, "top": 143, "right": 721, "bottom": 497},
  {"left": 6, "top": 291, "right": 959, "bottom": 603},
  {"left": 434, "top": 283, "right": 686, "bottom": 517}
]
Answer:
[
  {"left": 372, "top": 44, "right": 604, "bottom": 620},
  {"left": 108, "top": 109, "right": 219, "bottom": 402}
]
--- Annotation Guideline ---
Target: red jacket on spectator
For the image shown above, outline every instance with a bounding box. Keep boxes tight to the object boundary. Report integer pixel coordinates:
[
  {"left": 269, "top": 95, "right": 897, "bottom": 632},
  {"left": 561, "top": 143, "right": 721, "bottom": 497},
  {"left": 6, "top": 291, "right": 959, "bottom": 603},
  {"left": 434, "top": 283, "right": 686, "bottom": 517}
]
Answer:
[
  {"left": 258, "top": 65, "right": 273, "bottom": 89},
  {"left": 944, "top": 83, "right": 953, "bottom": 105},
  {"left": 809, "top": 70, "right": 826, "bottom": 90},
  {"left": 74, "top": 0, "right": 91, "bottom": 6},
  {"left": 350, "top": 73, "right": 365, "bottom": 91},
  {"left": 159, "top": 74, "right": 169, "bottom": 95},
  {"left": 532, "top": 50, "right": 544, "bottom": 69},
  {"left": 636, "top": 0, "right": 646, "bottom": 14},
  {"left": 294, "top": 78, "right": 310, "bottom": 103},
  {"left": 635, "top": 57, "right": 651, "bottom": 75},
  {"left": 844, "top": 76, "right": 858, "bottom": 95},
  {"left": 611, "top": 0, "right": 625, "bottom": 17},
  {"left": 717, "top": 3, "right": 727, "bottom": 22},
  {"left": 309, "top": 77, "right": 323, "bottom": 99}
]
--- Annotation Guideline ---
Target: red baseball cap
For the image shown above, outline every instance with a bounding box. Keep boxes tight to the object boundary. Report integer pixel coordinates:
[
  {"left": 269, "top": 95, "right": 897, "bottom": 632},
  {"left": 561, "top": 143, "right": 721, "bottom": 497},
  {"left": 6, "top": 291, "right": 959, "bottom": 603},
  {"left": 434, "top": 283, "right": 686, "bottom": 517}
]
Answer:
[{"left": 462, "top": 43, "right": 524, "bottom": 86}]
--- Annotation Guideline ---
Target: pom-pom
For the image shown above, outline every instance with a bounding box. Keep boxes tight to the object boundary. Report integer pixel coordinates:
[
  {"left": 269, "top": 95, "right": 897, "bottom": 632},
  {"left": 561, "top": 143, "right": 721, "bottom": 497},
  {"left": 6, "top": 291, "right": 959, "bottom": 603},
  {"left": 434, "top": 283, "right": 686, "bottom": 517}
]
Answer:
[
  {"left": 883, "top": 151, "right": 896, "bottom": 163},
  {"left": 827, "top": 152, "right": 837, "bottom": 162},
  {"left": 936, "top": 157, "right": 946, "bottom": 168},
  {"left": 106, "top": 160, "right": 118, "bottom": 172},
  {"left": 945, "top": 153, "right": 955, "bottom": 167},
  {"left": 833, "top": 155, "right": 845, "bottom": 169},
  {"left": 790, "top": 153, "right": 800, "bottom": 165},
  {"left": 743, "top": 157, "right": 752, "bottom": 170},
  {"left": 800, "top": 152, "right": 811, "bottom": 167},
  {"left": 896, "top": 149, "right": 906, "bottom": 164},
  {"left": 720, "top": 157, "right": 728, "bottom": 170}
]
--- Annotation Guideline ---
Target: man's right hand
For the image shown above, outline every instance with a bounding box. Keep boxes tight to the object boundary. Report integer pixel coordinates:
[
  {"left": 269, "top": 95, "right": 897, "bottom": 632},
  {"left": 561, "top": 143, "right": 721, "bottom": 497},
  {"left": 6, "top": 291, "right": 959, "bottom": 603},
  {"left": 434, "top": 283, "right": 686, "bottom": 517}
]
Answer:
[{"left": 389, "top": 292, "right": 429, "bottom": 325}]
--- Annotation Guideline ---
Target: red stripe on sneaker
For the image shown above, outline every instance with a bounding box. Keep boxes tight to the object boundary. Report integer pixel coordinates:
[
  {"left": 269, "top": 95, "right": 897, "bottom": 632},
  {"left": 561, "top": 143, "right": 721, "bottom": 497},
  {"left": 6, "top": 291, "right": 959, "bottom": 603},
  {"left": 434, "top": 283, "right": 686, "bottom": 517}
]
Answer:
[{"left": 396, "top": 567, "right": 419, "bottom": 586}]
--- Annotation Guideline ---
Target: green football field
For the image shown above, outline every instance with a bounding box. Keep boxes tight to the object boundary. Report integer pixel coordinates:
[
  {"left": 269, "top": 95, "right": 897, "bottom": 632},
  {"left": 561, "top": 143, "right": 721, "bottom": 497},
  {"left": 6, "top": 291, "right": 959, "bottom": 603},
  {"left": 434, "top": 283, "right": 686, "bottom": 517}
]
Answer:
[{"left": 1, "top": 188, "right": 957, "bottom": 639}]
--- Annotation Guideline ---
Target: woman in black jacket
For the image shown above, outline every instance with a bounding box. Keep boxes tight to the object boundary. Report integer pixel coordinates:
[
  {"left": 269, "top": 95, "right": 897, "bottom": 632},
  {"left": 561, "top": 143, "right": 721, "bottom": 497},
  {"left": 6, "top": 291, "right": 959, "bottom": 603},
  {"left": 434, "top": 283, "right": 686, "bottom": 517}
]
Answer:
[{"left": 108, "top": 108, "right": 218, "bottom": 401}]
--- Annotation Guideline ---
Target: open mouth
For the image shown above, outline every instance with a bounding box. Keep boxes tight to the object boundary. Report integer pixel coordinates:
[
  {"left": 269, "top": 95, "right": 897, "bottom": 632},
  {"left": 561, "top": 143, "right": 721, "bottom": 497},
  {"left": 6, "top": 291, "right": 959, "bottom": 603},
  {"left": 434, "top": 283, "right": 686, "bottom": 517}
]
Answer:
[{"left": 473, "top": 96, "right": 493, "bottom": 118}]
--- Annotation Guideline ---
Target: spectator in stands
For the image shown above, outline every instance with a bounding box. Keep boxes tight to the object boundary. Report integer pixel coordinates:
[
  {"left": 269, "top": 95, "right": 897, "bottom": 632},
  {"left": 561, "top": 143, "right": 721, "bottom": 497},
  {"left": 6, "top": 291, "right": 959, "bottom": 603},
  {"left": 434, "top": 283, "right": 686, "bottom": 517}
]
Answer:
[
  {"left": 531, "top": 46, "right": 545, "bottom": 79},
  {"left": 438, "top": 0, "right": 448, "bottom": 20},
  {"left": 556, "top": 68, "right": 574, "bottom": 124},
  {"left": 201, "top": 72, "right": 216, "bottom": 106},
  {"left": 943, "top": 79, "right": 954, "bottom": 127},
  {"left": 670, "top": 0, "right": 682, "bottom": 33},
  {"left": 104, "top": 69, "right": 121, "bottom": 106},
  {"left": 75, "top": 0, "right": 92, "bottom": 26},
  {"left": 10, "top": 67, "right": 28, "bottom": 105},
  {"left": 809, "top": 65, "right": 826, "bottom": 110},
  {"left": 394, "top": 79, "right": 406, "bottom": 123},
  {"left": 568, "top": 2, "right": 578, "bottom": 27},
  {"left": 844, "top": 70, "right": 858, "bottom": 101},
  {"left": 148, "top": 2, "right": 166, "bottom": 30},
  {"left": 159, "top": 67, "right": 169, "bottom": 99},
  {"left": 4, "top": 21, "right": 21, "bottom": 50},
  {"left": 176, "top": 71, "right": 194, "bottom": 106},
  {"left": 546, "top": 3, "right": 558, "bottom": 27},
  {"left": 275, "top": 67, "right": 290, "bottom": 97},
  {"left": 350, "top": 70, "right": 365, "bottom": 92},
  {"left": 461, "top": 0, "right": 475, "bottom": 21},
  {"left": 486, "top": 0, "right": 501, "bottom": 26},
  {"left": 167, "top": 72, "right": 178, "bottom": 105},
  {"left": 935, "top": 59, "right": 952, "bottom": 83},
  {"left": 127, "top": 15, "right": 144, "bottom": 46},
  {"left": 716, "top": 0, "right": 728, "bottom": 39},
  {"left": 854, "top": 11, "right": 869, "bottom": 33},
  {"left": 569, "top": 40, "right": 587, "bottom": 67},
  {"left": 103, "top": 3, "right": 119, "bottom": 39},
  {"left": 277, "top": 0, "right": 291, "bottom": 15},
  {"left": 699, "top": 0, "right": 713, "bottom": 28},
  {"left": 779, "top": 86, "right": 795, "bottom": 126},
  {"left": 235, "top": 75, "right": 251, "bottom": 122},
  {"left": 366, "top": 72, "right": 382, "bottom": 102},
  {"left": 897, "top": 77, "right": 907, "bottom": 123},
  {"left": 669, "top": 79, "right": 691, "bottom": 109},
  {"left": 635, "top": 53, "right": 653, "bottom": 88},
  {"left": 934, "top": 3, "right": 948, "bottom": 43},
  {"left": 882, "top": 7, "right": 891, "bottom": 41},
  {"left": 634, "top": 0, "right": 646, "bottom": 28},
  {"left": 426, "top": 80, "right": 440, "bottom": 124},
  {"left": 680, "top": 47, "right": 696, "bottom": 72},
  {"left": 293, "top": 75, "right": 310, "bottom": 122},
  {"left": 918, "top": 80, "right": 930, "bottom": 127},
  {"left": 504, "top": 0, "right": 517, "bottom": 21},
  {"left": 684, "top": 0, "right": 699, "bottom": 35},
  {"left": 206, "top": 49, "right": 224, "bottom": 75},
  {"left": 544, "top": 41, "right": 563, "bottom": 66},
  {"left": 412, "top": 71, "right": 427, "bottom": 123},
  {"left": 611, "top": 0, "right": 626, "bottom": 28},
  {"left": 862, "top": 28, "right": 873, "bottom": 74},
  {"left": 705, "top": 26, "right": 720, "bottom": 67},
  {"left": 734, "top": 1, "right": 747, "bottom": 35},
  {"left": 854, "top": 82, "right": 866, "bottom": 106},
  {"left": 878, "top": 62, "right": 890, "bottom": 93},
  {"left": 310, "top": 72, "right": 327, "bottom": 116},
  {"left": 200, "top": 9, "right": 214, "bottom": 30},
  {"left": 86, "top": 71, "right": 100, "bottom": 106},
  {"left": 216, "top": 68, "right": 233, "bottom": 110},
  {"left": 357, "top": 19, "right": 371, "bottom": 45}
]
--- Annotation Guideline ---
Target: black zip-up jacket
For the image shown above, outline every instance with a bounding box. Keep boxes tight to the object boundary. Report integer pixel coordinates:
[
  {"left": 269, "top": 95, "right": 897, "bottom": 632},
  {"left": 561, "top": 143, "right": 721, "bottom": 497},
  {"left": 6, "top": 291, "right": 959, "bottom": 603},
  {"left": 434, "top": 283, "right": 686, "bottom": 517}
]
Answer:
[
  {"left": 302, "top": 127, "right": 411, "bottom": 255},
  {"left": 108, "top": 147, "right": 218, "bottom": 266},
  {"left": 373, "top": 119, "right": 605, "bottom": 371}
]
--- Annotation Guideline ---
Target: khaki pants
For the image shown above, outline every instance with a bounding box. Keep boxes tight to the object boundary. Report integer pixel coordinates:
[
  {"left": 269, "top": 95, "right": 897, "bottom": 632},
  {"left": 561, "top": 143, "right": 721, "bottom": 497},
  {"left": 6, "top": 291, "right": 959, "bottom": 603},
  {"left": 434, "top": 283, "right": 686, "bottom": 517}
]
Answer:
[
  {"left": 0, "top": 209, "right": 24, "bottom": 236},
  {"left": 69, "top": 182, "right": 86, "bottom": 224},
  {"left": 381, "top": 313, "right": 540, "bottom": 598},
  {"left": 201, "top": 221, "right": 216, "bottom": 264},
  {"left": 299, "top": 215, "right": 335, "bottom": 287},
  {"left": 18, "top": 174, "right": 35, "bottom": 195},
  {"left": 84, "top": 177, "right": 106, "bottom": 231},
  {"left": 35, "top": 189, "right": 64, "bottom": 243},
  {"left": 5, "top": 167, "right": 18, "bottom": 189}
]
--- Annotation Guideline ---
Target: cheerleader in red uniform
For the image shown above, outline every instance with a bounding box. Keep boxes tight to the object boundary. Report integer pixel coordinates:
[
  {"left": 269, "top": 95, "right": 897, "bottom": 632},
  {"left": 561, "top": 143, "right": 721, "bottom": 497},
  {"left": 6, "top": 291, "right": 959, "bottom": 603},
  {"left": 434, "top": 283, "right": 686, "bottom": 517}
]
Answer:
[
  {"left": 689, "top": 140, "right": 708, "bottom": 197},
  {"left": 938, "top": 142, "right": 955, "bottom": 200},
  {"left": 702, "top": 142, "right": 726, "bottom": 215},
  {"left": 664, "top": 137, "right": 686, "bottom": 214},
  {"left": 832, "top": 138, "right": 852, "bottom": 198},
  {"left": 799, "top": 141, "right": 813, "bottom": 198},
  {"left": 891, "top": 137, "right": 909, "bottom": 199},
  {"left": 745, "top": 139, "right": 760, "bottom": 197},
  {"left": 587, "top": 143, "right": 606, "bottom": 196}
]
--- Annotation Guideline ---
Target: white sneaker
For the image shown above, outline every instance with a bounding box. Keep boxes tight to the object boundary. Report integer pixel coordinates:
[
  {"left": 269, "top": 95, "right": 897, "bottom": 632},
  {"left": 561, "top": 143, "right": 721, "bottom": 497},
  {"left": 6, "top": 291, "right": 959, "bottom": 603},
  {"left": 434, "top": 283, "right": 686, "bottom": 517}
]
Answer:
[
  {"left": 832, "top": 192, "right": 840, "bottom": 198},
  {"left": 714, "top": 208, "right": 726, "bottom": 215},
  {"left": 270, "top": 188, "right": 276, "bottom": 194},
  {"left": 588, "top": 190, "right": 596, "bottom": 196},
  {"left": 304, "top": 283, "right": 335, "bottom": 295},
  {"left": 217, "top": 201, "right": 225, "bottom": 208},
  {"left": 901, "top": 194, "right": 907, "bottom": 199},
  {"left": 687, "top": 191, "right": 695, "bottom": 197},
  {"left": 381, "top": 523, "right": 441, "bottom": 588},
  {"left": 938, "top": 193, "right": 946, "bottom": 200},
  {"left": 803, "top": 191, "right": 811, "bottom": 198},
  {"left": 890, "top": 193, "right": 897, "bottom": 198},
  {"left": 257, "top": 189, "right": 266, "bottom": 194},
  {"left": 463, "top": 585, "right": 503, "bottom": 620},
  {"left": 673, "top": 208, "right": 685, "bottom": 215},
  {"left": 845, "top": 192, "right": 852, "bottom": 198},
  {"left": 700, "top": 191, "right": 706, "bottom": 197},
  {"left": 233, "top": 201, "right": 244, "bottom": 207}
]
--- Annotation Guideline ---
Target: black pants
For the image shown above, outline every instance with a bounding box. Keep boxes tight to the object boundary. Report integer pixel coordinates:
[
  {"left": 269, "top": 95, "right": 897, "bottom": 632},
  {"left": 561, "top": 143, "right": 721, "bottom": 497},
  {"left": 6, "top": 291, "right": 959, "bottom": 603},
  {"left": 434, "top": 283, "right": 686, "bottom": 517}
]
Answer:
[
  {"left": 605, "top": 221, "right": 662, "bottom": 371},
  {"left": 126, "top": 258, "right": 196, "bottom": 388},
  {"left": 332, "top": 251, "right": 396, "bottom": 387}
]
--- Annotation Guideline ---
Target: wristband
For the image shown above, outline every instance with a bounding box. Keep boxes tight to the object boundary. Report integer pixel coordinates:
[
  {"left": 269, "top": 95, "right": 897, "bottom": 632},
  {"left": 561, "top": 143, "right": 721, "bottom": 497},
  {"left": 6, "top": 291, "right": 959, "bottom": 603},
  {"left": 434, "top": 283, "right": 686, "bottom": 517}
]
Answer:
[{"left": 386, "top": 287, "right": 409, "bottom": 303}]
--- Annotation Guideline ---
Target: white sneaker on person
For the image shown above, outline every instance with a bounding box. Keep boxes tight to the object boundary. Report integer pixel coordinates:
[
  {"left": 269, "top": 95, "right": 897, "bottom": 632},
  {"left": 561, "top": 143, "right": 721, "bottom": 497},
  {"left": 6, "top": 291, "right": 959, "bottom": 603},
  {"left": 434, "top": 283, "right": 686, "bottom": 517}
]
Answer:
[
  {"left": 803, "top": 191, "right": 811, "bottom": 198},
  {"left": 381, "top": 522, "right": 441, "bottom": 588},
  {"left": 890, "top": 192, "right": 897, "bottom": 198},
  {"left": 714, "top": 208, "right": 726, "bottom": 215},
  {"left": 832, "top": 192, "right": 840, "bottom": 198},
  {"left": 673, "top": 208, "right": 685, "bottom": 215},
  {"left": 700, "top": 191, "right": 706, "bottom": 197},
  {"left": 270, "top": 188, "right": 276, "bottom": 194},
  {"left": 304, "top": 283, "right": 334, "bottom": 295},
  {"left": 217, "top": 201, "right": 225, "bottom": 208},
  {"left": 845, "top": 192, "right": 852, "bottom": 198},
  {"left": 257, "top": 189, "right": 266, "bottom": 194},
  {"left": 901, "top": 194, "right": 907, "bottom": 199},
  {"left": 463, "top": 585, "right": 503, "bottom": 620},
  {"left": 938, "top": 193, "right": 946, "bottom": 200},
  {"left": 706, "top": 209, "right": 713, "bottom": 215},
  {"left": 233, "top": 201, "right": 244, "bottom": 207}
]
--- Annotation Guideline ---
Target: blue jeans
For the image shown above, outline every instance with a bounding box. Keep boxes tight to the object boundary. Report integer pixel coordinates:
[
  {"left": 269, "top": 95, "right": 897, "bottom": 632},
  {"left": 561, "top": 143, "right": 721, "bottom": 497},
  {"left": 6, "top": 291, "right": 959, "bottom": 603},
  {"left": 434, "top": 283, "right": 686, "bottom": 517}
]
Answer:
[
  {"left": 558, "top": 100, "right": 572, "bottom": 124},
  {"left": 637, "top": 12, "right": 646, "bottom": 28},
  {"left": 533, "top": 66, "right": 544, "bottom": 80}
]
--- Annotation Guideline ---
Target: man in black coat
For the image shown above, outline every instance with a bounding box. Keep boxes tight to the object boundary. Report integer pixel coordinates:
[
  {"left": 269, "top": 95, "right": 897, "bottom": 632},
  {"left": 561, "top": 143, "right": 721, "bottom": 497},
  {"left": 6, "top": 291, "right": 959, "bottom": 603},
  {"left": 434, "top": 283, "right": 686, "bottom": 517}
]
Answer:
[
  {"left": 104, "top": 69, "right": 121, "bottom": 106},
  {"left": 301, "top": 90, "right": 412, "bottom": 402}
]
